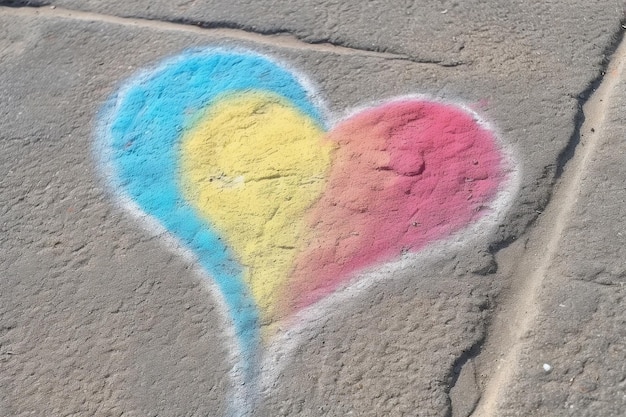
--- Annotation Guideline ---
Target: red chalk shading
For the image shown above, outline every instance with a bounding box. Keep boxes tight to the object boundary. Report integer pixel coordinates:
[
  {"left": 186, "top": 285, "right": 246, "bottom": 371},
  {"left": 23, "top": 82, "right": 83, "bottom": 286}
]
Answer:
[{"left": 284, "top": 99, "right": 505, "bottom": 315}]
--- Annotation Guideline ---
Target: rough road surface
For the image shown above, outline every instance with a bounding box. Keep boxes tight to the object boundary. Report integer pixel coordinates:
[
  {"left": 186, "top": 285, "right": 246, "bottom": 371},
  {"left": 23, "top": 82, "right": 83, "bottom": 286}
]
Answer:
[{"left": 1, "top": 1, "right": 624, "bottom": 416}]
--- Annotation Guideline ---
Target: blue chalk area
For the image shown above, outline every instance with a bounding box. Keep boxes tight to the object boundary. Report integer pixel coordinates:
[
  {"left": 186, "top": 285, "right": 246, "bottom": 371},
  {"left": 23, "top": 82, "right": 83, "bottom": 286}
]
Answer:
[{"left": 100, "top": 49, "right": 323, "bottom": 384}]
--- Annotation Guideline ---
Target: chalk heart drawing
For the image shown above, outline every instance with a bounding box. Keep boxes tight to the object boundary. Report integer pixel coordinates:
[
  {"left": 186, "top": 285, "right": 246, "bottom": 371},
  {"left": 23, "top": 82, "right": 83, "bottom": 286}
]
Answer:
[{"left": 97, "top": 48, "right": 516, "bottom": 415}]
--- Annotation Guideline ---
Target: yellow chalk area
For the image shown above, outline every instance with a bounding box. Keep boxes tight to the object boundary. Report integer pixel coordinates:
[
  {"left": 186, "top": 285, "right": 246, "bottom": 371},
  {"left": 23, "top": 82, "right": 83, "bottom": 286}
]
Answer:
[{"left": 180, "top": 91, "right": 333, "bottom": 326}]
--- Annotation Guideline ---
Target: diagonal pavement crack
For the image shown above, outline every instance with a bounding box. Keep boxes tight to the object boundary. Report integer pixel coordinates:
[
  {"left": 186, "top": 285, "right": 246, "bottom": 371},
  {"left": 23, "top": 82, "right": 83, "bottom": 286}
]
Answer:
[
  {"left": 486, "top": 18, "right": 626, "bottom": 259},
  {"left": 554, "top": 17, "right": 626, "bottom": 181},
  {"left": 0, "top": 2, "right": 466, "bottom": 66},
  {"left": 469, "top": 26, "right": 626, "bottom": 417}
]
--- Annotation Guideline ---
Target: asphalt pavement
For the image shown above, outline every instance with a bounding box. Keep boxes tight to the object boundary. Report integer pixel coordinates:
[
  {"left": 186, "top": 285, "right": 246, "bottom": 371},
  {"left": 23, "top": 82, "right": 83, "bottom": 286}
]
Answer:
[{"left": 1, "top": 1, "right": 625, "bottom": 416}]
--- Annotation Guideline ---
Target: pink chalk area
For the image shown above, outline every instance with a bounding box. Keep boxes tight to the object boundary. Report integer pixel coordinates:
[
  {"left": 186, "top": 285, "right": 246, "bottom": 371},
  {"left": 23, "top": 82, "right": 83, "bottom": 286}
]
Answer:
[{"left": 284, "top": 99, "right": 505, "bottom": 315}]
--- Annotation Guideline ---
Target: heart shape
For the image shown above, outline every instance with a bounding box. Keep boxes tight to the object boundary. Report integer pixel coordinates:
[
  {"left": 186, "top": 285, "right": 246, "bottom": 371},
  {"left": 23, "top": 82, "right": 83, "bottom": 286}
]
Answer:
[{"left": 96, "top": 48, "right": 514, "bottom": 413}]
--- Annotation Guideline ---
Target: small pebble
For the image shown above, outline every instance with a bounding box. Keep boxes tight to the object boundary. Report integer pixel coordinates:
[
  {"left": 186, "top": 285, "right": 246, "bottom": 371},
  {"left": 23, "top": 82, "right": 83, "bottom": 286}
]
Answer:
[{"left": 543, "top": 363, "right": 552, "bottom": 373}]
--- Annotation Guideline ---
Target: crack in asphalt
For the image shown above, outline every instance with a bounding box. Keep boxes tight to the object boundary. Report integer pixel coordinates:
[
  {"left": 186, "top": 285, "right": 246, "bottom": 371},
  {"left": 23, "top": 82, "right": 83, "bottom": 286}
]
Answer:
[
  {"left": 447, "top": 333, "right": 485, "bottom": 417},
  {"left": 554, "top": 17, "right": 626, "bottom": 181},
  {"left": 462, "top": 22, "right": 625, "bottom": 416},
  {"left": 0, "top": 2, "right": 466, "bottom": 66},
  {"left": 469, "top": 27, "right": 626, "bottom": 417},
  {"left": 4, "top": 1, "right": 623, "bottom": 415}
]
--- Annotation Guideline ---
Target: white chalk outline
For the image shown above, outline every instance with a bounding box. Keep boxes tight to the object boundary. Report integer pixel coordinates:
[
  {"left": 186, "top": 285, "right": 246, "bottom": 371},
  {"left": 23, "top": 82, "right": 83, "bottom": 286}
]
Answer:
[
  {"left": 260, "top": 95, "right": 521, "bottom": 392},
  {"left": 93, "top": 47, "right": 521, "bottom": 416}
]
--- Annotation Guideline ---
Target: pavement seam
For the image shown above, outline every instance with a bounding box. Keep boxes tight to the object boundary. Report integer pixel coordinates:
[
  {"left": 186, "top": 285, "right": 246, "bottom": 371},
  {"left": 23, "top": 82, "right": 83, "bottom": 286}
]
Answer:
[
  {"left": 0, "top": 4, "right": 466, "bottom": 66},
  {"left": 470, "top": 30, "right": 626, "bottom": 417}
]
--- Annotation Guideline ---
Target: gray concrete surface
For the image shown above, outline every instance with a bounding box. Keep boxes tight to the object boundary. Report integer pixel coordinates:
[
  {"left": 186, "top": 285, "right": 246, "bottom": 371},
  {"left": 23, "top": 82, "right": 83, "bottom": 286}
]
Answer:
[
  {"left": 479, "top": 44, "right": 626, "bottom": 416},
  {"left": 7, "top": 1, "right": 621, "bottom": 67},
  {"left": 0, "top": 1, "right": 625, "bottom": 416}
]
